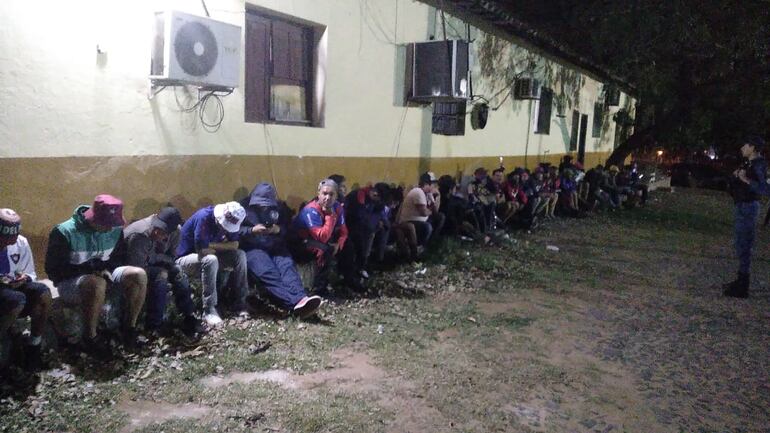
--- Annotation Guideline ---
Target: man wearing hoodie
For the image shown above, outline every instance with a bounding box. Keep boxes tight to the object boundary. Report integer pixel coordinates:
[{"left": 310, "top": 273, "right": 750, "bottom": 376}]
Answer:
[
  {"left": 124, "top": 206, "right": 204, "bottom": 338},
  {"left": 176, "top": 202, "right": 248, "bottom": 326},
  {"left": 239, "top": 183, "right": 322, "bottom": 318},
  {"left": 344, "top": 183, "right": 391, "bottom": 277},
  {"left": 45, "top": 195, "right": 147, "bottom": 358}
]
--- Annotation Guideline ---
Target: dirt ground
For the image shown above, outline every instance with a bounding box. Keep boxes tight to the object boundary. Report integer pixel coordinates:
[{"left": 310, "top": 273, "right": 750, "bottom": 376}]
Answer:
[{"left": 1, "top": 188, "right": 769, "bottom": 433}]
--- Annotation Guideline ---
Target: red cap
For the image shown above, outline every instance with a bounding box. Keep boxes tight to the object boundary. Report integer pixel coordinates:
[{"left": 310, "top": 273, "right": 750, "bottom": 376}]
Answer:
[{"left": 84, "top": 194, "right": 125, "bottom": 227}]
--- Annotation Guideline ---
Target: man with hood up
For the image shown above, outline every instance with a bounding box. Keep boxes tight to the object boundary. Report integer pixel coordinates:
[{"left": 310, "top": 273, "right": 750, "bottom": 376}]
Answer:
[{"left": 239, "top": 183, "right": 322, "bottom": 318}]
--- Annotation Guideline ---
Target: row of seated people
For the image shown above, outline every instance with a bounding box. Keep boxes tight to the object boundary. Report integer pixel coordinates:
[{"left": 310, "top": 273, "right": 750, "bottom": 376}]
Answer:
[
  {"left": 438, "top": 157, "right": 649, "bottom": 241},
  {"left": 0, "top": 173, "right": 442, "bottom": 365},
  {"left": 0, "top": 158, "right": 648, "bottom": 367}
]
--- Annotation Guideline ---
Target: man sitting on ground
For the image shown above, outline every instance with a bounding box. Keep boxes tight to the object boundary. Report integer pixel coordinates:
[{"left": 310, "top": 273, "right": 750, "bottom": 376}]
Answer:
[
  {"left": 491, "top": 168, "right": 516, "bottom": 226},
  {"left": 397, "top": 172, "right": 442, "bottom": 249},
  {"left": 0, "top": 209, "right": 52, "bottom": 370},
  {"left": 468, "top": 168, "right": 498, "bottom": 233},
  {"left": 501, "top": 170, "right": 528, "bottom": 226},
  {"left": 124, "top": 206, "right": 204, "bottom": 338},
  {"left": 291, "top": 179, "right": 356, "bottom": 294},
  {"left": 345, "top": 182, "right": 391, "bottom": 277},
  {"left": 520, "top": 169, "right": 543, "bottom": 226},
  {"left": 239, "top": 183, "right": 322, "bottom": 318},
  {"left": 176, "top": 202, "right": 249, "bottom": 326},
  {"left": 45, "top": 195, "right": 147, "bottom": 357},
  {"left": 559, "top": 169, "right": 580, "bottom": 215}
]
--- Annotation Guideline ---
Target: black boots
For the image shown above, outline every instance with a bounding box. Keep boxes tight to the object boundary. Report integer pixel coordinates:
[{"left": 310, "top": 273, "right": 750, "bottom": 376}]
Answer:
[{"left": 723, "top": 272, "right": 749, "bottom": 298}]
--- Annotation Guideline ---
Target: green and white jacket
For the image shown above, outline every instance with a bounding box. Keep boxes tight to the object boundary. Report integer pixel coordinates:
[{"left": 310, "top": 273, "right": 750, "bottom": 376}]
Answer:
[{"left": 44, "top": 205, "right": 126, "bottom": 284}]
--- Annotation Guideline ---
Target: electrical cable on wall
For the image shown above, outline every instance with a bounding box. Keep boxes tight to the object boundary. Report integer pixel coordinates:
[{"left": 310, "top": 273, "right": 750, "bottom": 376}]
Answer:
[
  {"left": 261, "top": 124, "right": 280, "bottom": 195},
  {"left": 171, "top": 86, "right": 232, "bottom": 132}
]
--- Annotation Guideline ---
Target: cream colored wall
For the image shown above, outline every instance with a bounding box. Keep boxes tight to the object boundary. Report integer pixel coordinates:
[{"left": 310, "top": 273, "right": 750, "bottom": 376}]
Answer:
[{"left": 0, "top": 0, "right": 631, "bottom": 161}]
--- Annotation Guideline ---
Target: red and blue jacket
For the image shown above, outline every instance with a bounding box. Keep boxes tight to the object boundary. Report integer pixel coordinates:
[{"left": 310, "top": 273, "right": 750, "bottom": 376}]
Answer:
[{"left": 292, "top": 200, "right": 348, "bottom": 250}]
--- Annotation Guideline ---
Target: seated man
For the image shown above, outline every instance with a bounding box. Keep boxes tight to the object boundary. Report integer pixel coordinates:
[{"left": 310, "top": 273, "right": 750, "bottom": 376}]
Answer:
[
  {"left": 533, "top": 167, "right": 559, "bottom": 219},
  {"left": 397, "top": 172, "right": 443, "bottom": 247},
  {"left": 500, "top": 170, "right": 528, "bottom": 225},
  {"left": 345, "top": 182, "right": 391, "bottom": 277},
  {"left": 291, "top": 179, "right": 352, "bottom": 293},
  {"left": 124, "top": 206, "right": 204, "bottom": 338},
  {"left": 617, "top": 165, "right": 646, "bottom": 207},
  {"left": 0, "top": 209, "right": 52, "bottom": 370},
  {"left": 520, "top": 169, "right": 543, "bottom": 225},
  {"left": 628, "top": 162, "right": 649, "bottom": 205},
  {"left": 491, "top": 168, "right": 516, "bottom": 225},
  {"left": 45, "top": 195, "right": 147, "bottom": 357},
  {"left": 584, "top": 165, "right": 612, "bottom": 211},
  {"left": 467, "top": 168, "right": 497, "bottom": 233},
  {"left": 239, "top": 183, "right": 322, "bottom": 318},
  {"left": 559, "top": 169, "right": 580, "bottom": 214},
  {"left": 438, "top": 175, "right": 467, "bottom": 236},
  {"left": 176, "top": 202, "right": 248, "bottom": 326}
]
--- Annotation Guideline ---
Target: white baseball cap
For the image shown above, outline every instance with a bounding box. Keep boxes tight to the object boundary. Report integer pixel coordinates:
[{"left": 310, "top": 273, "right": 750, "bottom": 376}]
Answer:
[{"left": 213, "top": 202, "right": 246, "bottom": 233}]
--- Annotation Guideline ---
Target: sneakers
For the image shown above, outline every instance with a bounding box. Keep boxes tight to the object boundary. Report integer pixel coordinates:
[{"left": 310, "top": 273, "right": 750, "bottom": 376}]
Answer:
[
  {"left": 360, "top": 270, "right": 370, "bottom": 279},
  {"left": 723, "top": 272, "right": 749, "bottom": 298},
  {"left": 80, "top": 335, "right": 113, "bottom": 361},
  {"left": 121, "top": 326, "right": 147, "bottom": 352},
  {"left": 24, "top": 343, "right": 43, "bottom": 372},
  {"left": 293, "top": 295, "right": 323, "bottom": 319},
  {"left": 203, "top": 309, "right": 224, "bottom": 327},
  {"left": 181, "top": 316, "right": 207, "bottom": 338}
]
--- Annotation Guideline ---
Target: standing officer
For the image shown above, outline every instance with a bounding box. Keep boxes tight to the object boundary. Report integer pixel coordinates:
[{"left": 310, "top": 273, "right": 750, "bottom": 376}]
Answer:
[{"left": 724, "top": 136, "right": 768, "bottom": 298}]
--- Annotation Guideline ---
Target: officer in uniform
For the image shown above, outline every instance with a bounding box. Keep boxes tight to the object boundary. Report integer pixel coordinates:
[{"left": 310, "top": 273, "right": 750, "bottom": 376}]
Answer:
[{"left": 724, "top": 136, "right": 768, "bottom": 298}]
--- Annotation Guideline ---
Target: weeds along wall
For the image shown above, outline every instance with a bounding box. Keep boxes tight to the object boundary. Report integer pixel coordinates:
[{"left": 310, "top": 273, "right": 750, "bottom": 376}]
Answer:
[{"left": 0, "top": 0, "right": 633, "bottom": 273}]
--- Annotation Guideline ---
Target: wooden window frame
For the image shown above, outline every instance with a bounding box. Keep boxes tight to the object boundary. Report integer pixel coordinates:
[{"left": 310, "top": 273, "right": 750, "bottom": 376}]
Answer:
[{"left": 245, "top": 10, "right": 317, "bottom": 126}]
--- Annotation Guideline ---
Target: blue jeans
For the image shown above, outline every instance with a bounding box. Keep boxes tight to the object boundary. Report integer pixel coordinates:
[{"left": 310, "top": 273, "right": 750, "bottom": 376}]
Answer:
[
  {"left": 734, "top": 201, "right": 759, "bottom": 274},
  {"left": 246, "top": 249, "right": 306, "bottom": 310},
  {"left": 145, "top": 265, "right": 195, "bottom": 329}
]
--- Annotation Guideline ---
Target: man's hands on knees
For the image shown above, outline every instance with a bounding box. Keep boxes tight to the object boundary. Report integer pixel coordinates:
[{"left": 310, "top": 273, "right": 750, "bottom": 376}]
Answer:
[{"left": 93, "top": 270, "right": 113, "bottom": 282}]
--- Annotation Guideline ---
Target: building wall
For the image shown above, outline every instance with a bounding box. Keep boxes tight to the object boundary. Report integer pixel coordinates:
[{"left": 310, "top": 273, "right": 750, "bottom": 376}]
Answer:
[{"left": 0, "top": 0, "right": 633, "bottom": 272}]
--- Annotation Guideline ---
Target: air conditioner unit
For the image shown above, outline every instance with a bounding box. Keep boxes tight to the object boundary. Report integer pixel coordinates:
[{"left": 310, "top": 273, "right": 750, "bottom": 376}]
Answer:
[
  {"left": 605, "top": 85, "right": 620, "bottom": 106},
  {"left": 150, "top": 11, "right": 241, "bottom": 89},
  {"left": 514, "top": 78, "right": 541, "bottom": 100},
  {"left": 407, "top": 40, "right": 469, "bottom": 103}
]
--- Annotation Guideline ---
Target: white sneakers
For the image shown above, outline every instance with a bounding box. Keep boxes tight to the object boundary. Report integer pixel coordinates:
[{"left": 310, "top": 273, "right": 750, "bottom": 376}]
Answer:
[
  {"left": 203, "top": 310, "right": 223, "bottom": 326},
  {"left": 293, "top": 295, "right": 323, "bottom": 319}
]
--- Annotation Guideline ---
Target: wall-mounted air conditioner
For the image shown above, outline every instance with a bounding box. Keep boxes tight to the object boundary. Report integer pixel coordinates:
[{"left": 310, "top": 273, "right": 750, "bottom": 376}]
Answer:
[
  {"left": 150, "top": 11, "right": 241, "bottom": 89},
  {"left": 406, "top": 40, "right": 469, "bottom": 103},
  {"left": 514, "top": 78, "right": 541, "bottom": 100},
  {"left": 605, "top": 85, "right": 621, "bottom": 106}
]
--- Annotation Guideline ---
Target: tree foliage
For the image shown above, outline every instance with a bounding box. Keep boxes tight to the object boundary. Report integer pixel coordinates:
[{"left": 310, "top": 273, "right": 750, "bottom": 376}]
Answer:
[{"left": 498, "top": 0, "right": 770, "bottom": 162}]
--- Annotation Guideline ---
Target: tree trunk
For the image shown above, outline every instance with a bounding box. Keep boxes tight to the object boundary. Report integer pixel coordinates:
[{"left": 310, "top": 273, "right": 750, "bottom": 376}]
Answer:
[{"left": 605, "top": 125, "right": 656, "bottom": 167}]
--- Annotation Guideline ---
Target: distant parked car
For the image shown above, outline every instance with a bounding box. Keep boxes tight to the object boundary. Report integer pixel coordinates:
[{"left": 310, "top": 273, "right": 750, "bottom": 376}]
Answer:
[{"left": 670, "top": 163, "right": 730, "bottom": 190}]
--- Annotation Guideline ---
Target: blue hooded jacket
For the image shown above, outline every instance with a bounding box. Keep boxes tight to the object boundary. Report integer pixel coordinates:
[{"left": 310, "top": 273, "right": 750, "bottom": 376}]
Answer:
[{"left": 238, "top": 183, "right": 287, "bottom": 253}]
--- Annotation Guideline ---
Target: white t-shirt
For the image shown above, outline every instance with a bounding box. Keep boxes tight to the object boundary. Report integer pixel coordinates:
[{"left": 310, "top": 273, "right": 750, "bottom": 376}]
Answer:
[
  {"left": 398, "top": 187, "right": 429, "bottom": 223},
  {"left": 0, "top": 235, "right": 37, "bottom": 280}
]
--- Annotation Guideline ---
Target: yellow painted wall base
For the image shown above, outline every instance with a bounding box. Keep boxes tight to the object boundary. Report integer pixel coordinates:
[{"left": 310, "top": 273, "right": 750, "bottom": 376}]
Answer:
[{"left": 3, "top": 152, "right": 610, "bottom": 275}]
